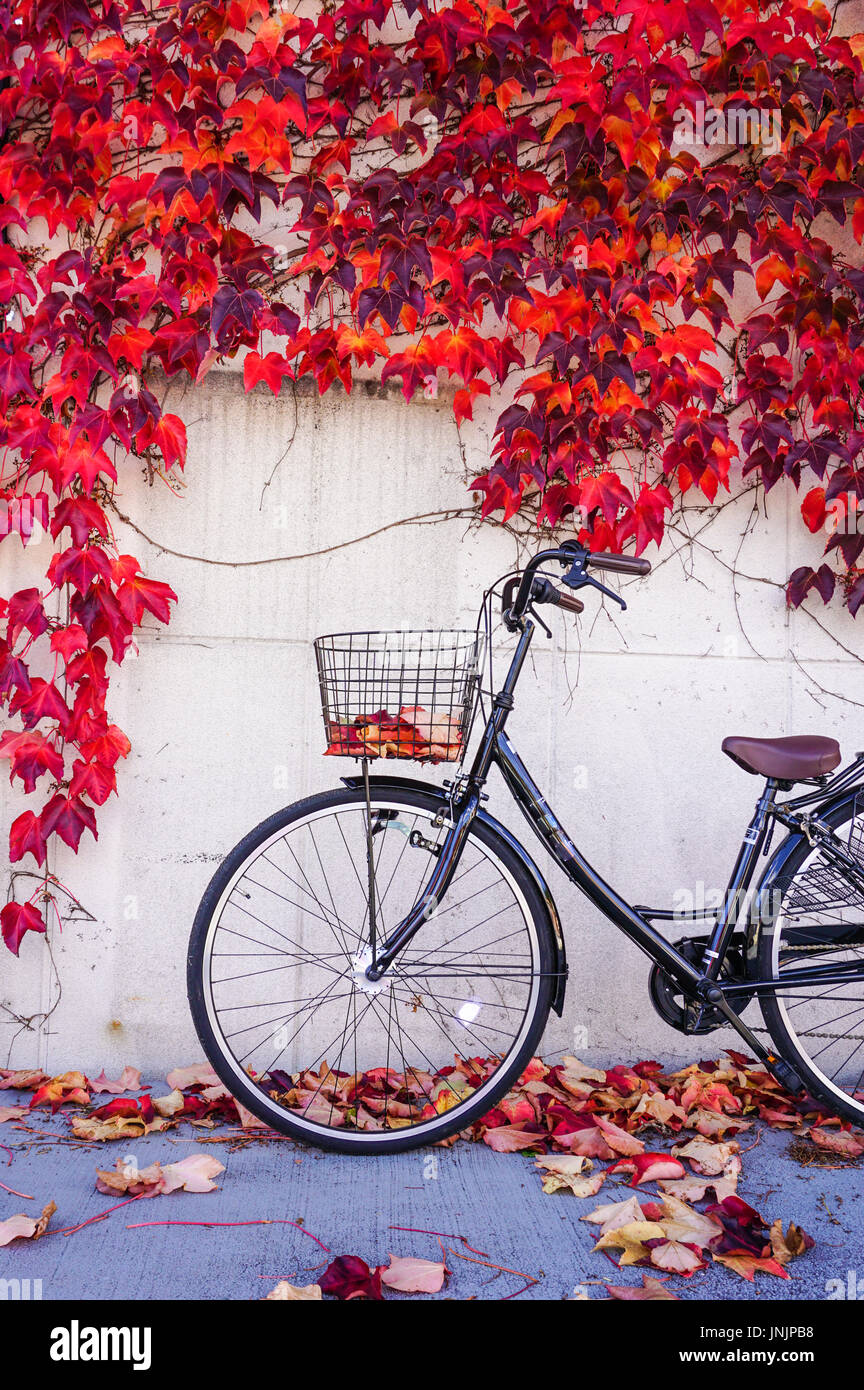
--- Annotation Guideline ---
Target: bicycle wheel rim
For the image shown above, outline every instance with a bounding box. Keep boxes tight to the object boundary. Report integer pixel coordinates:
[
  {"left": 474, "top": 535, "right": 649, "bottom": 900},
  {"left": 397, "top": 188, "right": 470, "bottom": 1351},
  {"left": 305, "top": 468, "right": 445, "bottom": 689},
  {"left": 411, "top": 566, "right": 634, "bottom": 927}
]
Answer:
[{"left": 197, "top": 796, "right": 545, "bottom": 1145}]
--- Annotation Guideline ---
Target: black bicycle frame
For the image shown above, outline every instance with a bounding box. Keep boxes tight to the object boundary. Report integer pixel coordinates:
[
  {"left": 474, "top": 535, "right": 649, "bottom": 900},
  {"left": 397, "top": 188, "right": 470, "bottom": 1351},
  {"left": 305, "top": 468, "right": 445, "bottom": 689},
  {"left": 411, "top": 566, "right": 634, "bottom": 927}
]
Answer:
[{"left": 364, "top": 615, "right": 864, "bottom": 1075}]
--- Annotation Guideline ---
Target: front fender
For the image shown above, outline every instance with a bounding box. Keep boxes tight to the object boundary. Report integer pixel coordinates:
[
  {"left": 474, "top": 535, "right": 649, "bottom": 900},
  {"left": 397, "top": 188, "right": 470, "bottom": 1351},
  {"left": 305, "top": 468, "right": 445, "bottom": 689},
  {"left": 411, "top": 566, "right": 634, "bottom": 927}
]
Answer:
[{"left": 341, "top": 773, "right": 568, "bottom": 1015}]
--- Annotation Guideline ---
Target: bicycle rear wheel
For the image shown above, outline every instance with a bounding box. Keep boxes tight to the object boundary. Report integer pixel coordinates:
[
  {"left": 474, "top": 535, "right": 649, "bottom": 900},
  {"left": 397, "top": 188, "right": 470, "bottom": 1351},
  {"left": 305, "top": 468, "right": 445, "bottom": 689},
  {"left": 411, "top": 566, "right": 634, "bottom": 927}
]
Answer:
[
  {"left": 757, "top": 791, "right": 864, "bottom": 1124},
  {"left": 187, "top": 784, "right": 557, "bottom": 1152}
]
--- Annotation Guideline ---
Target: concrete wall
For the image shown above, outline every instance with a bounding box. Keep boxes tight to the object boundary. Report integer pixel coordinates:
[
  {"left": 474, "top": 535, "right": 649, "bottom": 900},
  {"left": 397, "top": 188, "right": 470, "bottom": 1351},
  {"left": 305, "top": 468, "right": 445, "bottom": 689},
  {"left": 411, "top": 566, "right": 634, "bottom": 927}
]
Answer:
[{"left": 2, "top": 370, "right": 862, "bottom": 1075}]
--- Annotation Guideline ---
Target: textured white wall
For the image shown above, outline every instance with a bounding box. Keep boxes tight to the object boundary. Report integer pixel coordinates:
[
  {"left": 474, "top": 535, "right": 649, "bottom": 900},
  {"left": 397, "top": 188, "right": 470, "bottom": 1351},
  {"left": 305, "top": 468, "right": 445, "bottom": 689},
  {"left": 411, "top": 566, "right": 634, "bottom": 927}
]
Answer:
[{"left": 1, "top": 370, "right": 862, "bottom": 1075}]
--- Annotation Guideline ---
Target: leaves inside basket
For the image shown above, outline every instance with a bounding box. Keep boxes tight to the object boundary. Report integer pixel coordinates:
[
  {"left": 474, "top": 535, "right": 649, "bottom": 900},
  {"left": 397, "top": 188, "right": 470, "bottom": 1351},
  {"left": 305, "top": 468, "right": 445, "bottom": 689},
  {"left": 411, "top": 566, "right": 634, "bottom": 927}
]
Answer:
[{"left": 324, "top": 706, "right": 463, "bottom": 762}]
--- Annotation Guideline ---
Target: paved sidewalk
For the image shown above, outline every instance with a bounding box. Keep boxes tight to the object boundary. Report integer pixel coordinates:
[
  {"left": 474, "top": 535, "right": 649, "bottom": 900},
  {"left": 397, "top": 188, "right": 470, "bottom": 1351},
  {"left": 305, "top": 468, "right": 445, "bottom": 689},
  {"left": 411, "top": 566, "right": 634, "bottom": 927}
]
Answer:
[{"left": 2, "top": 1091, "right": 862, "bottom": 1301}]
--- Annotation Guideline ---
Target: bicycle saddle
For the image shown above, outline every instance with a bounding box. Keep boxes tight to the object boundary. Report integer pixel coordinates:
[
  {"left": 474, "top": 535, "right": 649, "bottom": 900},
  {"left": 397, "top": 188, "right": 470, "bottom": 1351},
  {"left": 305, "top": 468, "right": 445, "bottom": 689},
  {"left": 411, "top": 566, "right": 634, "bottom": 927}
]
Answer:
[{"left": 722, "top": 734, "right": 842, "bottom": 781}]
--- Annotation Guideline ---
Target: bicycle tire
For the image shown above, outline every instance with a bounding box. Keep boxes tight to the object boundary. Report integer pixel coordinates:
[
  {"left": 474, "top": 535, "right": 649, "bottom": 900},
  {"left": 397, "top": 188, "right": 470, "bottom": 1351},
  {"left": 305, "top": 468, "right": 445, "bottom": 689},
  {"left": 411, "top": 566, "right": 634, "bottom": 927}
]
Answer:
[{"left": 187, "top": 783, "right": 558, "bottom": 1154}]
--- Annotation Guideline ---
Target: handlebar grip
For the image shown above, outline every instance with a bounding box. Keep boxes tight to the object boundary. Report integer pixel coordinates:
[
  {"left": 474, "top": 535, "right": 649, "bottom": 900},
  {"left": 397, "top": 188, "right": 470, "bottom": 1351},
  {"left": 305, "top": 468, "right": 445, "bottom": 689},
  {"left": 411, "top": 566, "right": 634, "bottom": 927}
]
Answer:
[
  {"left": 554, "top": 589, "right": 584, "bottom": 614},
  {"left": 587, "top": 552, "right": 652, "bottom": 576}
]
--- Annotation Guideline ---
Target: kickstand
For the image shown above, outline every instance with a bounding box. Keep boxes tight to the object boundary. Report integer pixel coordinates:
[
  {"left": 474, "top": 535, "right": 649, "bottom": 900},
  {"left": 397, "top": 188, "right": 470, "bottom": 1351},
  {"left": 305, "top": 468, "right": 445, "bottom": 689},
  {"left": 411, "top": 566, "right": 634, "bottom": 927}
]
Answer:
[{"left": 361, "top": 756, "right": 377, "bottom": 965}]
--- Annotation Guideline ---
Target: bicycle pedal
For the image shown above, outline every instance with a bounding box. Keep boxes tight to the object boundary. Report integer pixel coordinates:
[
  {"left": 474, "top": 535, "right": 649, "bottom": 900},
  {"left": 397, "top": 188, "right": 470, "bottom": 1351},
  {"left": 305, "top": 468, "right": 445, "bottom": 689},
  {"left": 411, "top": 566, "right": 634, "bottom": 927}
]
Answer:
[{"left": 765, "top": 1054, "right": 805, "bottom": 1096}]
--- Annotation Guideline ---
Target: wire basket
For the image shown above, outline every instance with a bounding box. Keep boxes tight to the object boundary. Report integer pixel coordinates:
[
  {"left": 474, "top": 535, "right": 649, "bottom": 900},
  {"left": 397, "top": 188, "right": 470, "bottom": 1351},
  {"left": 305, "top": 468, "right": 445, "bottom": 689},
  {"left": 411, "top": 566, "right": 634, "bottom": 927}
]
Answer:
[{"left": 314, "top": 629, "right": 485, "bottom": 762}]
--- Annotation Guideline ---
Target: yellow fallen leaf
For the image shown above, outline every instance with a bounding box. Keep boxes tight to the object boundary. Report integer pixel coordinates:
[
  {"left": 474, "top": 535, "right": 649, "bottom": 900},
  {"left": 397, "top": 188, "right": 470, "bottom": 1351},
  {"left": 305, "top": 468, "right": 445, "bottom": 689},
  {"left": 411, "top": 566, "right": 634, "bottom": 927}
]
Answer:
[
  {"left": 541, "top": 1171, "right": 606, "bottom": 1198},
  {"left": 594, "top": 1220, "right": 666, "bottom": 1265},
  {"left": 265, "top": 1281, "right": 323, "bottom": 1301}
]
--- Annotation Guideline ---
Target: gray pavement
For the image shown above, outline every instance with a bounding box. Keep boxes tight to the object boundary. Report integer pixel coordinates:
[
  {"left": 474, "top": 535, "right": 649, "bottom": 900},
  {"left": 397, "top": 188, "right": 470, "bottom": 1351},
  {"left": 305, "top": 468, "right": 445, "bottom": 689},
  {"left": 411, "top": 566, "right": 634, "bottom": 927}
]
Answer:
[{"left": 2, "top": 1089, "right": 862, "bottom": 1301}]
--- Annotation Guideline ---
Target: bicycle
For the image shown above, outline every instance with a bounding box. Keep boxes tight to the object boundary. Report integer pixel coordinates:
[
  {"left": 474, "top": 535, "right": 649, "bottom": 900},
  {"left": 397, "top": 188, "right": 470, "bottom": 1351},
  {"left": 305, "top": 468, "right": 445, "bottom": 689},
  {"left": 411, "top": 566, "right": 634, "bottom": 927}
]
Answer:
[{"left": 188, "top": 541, "right": 864, "bottom": 1153}]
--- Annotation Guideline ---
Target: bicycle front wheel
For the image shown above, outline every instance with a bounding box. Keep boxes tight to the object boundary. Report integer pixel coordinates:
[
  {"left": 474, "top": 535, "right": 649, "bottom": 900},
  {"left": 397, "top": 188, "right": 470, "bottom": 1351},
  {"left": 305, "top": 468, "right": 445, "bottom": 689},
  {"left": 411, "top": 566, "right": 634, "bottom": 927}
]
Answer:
[{"left": 187, "top": 784, "right": 557, "bottom": 1152}]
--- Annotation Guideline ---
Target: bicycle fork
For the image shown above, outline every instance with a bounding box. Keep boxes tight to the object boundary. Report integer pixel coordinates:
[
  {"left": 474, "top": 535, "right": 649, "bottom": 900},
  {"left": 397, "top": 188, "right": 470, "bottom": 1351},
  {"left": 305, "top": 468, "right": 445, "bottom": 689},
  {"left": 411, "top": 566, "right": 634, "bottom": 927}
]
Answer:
[{"left": 363, "top": 784, "right": 482, "bottom": 982}]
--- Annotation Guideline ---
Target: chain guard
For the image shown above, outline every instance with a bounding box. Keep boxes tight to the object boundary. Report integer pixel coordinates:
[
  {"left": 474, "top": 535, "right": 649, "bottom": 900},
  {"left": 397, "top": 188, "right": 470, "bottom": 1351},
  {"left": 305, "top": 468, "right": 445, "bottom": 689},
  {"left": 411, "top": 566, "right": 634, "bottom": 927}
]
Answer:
[{"left": 648, "top": 936, "right": 753, "bottom": 1036}]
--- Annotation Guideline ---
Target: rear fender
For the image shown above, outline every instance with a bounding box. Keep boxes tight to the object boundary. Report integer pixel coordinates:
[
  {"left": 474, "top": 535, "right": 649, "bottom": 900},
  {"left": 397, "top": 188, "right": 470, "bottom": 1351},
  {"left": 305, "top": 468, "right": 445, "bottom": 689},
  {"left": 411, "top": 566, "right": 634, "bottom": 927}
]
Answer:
[
  {"left": 340, "top": 773, "right": 568, "bottom": 1015},
  {"left": 746, "top": 785, "right": 864, "bottom": 970}
]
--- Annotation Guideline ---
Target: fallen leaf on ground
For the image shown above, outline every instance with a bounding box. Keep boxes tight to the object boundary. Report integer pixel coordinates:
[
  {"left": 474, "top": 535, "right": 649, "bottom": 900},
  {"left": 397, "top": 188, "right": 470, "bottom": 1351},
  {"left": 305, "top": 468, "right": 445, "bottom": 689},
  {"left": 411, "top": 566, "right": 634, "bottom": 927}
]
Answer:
[
  {"left": 535, "top": 1154, "right": 605, "bottom": 1197},
  {"left": 71, "top": 1113, "right": 166, "bottom": 1142},
  {"left": 582, "top": 1196, "right": 646, "bottom": 1234},
  {"left": 608, "top": 1153, "right": 686, "bottom": 1186},
  {"left": 161, "top": 1154, "right": 224, "bottom": 1193},
  {"left": 235, "top": 1101, "right": 272, "bottom": 1131},
  {"left": 0, "top": 1200, "right": 56, "bottom": 1246},
  {"left": 649, "top": 1240, "right": 706, "bottom": 1275},
  {"left": 594, "top": 1115, "right": 646, "bottom": 1155},
  {"left": 152, "top": 1090, "right": 185, "bottom": 1118},
  {"left": 95, "top": 1152, "right": 223, "bottom": 1196},
  {"left": 559, "top": 1056, "right": 607, "bottom": 1085},
  {"left": 557, "top": 1126, "right": 616, "bottom": 1160},
  {"left": 593, "top": 1220, "right": 667, "bottom": 1265},
  {"left": 0, "top": 1070, "right": 46, "bottom": 1090},
  {"left": 671, "top": 1137, "right": 741, "bottom": 1176},
  {"left": 30, "top": 1072, "right": 90, "bottom": 1111},
  {"left": 658, "top": 1175, "right": 739, "bottom": 1203},
  {"left": 769, "top": 1218, "right": 814, "bottom": 1265},
  {"left": 604, "top": 1273, "right": 679, "bottom": 1300},
  {"left": 380, "top": 1253, "right": 447, "bottom": 1293},
  {"left": 809, "top": 1126, "right": 864, "bottom": 1157},
  {"left": 656, "top": 1194, "right": 724, "bottom": 1248},
  {"left": 95, "top": 1160, "right": 168, "bottom": 1197},
  {"left": 543, "top": 1169, "right": 606, "bottom": 1197},
  {"left": 712, "top": 1249, "right": 790, "bottom": 1282},
  {"left": 483, "top": 1124, "right": 545, "bottom": 1153},
  {"left": 630, "top": 1092, "right": 687, "bottom": 1128},
  {"left": 0, "top": 1105, "right": 28, "bottom": 1123},
  {"left": 89, "top": 1067, "right": 142, "bottom": 1095},
  {"left": 319, "top": 1255, "right": 383, "bottom": 1300},
  {"left": 265, "top": 1281, "right": 323, "bottom": 1300},
  {"left": 166, "top": 1064, "right": 221, "bottom": 1090},
  {"left": 687, "top": 1107, "right": 751, "bottom": 1139}
]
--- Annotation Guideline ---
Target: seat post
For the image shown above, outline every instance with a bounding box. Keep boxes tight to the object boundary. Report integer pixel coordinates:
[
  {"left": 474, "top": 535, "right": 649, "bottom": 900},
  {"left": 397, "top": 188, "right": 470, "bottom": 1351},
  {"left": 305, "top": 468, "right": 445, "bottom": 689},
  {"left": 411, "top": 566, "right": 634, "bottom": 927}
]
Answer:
[{"left": 699, "top": 778, "right": 779, "bottom": 980}]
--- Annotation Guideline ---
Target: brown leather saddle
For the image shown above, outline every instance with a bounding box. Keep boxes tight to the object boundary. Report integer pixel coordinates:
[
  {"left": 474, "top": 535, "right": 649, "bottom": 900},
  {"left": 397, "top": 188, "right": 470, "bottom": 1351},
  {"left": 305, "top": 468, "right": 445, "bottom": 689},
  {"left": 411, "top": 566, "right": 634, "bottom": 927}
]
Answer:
[{"left": 722, "top": 735, "right": 841, "bottom": 782}]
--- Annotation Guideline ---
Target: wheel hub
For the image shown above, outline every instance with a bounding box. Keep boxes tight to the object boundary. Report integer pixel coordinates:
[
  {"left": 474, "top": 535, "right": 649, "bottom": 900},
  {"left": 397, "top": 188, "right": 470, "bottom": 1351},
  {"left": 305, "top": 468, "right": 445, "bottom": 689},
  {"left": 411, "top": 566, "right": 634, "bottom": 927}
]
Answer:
[{"left": 349, "top": 948, "right": 391, "bottom": 995}]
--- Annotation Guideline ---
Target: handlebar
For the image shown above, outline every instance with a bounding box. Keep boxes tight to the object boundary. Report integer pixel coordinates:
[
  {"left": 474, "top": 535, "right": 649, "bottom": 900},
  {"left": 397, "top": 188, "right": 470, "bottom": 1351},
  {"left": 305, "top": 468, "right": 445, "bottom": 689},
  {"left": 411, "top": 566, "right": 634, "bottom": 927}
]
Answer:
[{"left": 503, "top": 543, "right": 651, "bottom": 627}]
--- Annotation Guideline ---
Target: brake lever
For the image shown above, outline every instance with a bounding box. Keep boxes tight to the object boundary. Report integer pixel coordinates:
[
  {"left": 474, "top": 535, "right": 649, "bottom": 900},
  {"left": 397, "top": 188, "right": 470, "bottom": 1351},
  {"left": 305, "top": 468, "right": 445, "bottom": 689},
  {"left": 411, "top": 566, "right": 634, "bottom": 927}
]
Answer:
[
  {"left": 527, "top": 602, "right": 553, "bottom": 638},
  {"left": 582, "top": 573, "right": 626, "bottom": 610},
  {"left": 561, "top": 568, "right": 627, "bottom": 611}
]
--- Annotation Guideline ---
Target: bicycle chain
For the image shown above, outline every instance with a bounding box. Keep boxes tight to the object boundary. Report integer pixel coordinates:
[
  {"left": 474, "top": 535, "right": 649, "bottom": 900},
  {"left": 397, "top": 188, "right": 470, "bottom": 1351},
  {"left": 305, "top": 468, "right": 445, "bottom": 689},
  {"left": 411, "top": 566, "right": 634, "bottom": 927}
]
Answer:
[
  {"left": 736, "top": 944, "right": 864, "bottom": 1042},
  {"left": 749, "top": 1024, "right": 864, "bottom": 1041}
]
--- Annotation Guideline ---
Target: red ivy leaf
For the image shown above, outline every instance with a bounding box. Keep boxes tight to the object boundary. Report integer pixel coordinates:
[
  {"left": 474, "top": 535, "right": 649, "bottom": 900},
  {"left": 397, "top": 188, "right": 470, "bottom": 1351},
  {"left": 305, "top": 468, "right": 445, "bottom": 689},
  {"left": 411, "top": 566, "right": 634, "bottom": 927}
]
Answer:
[
  {"left": 115, "top": 568, "right": 178, "bottom": 626},
  {"left": 39, "top": 793, "right": 98, "bottom": 852},
  {"left": 9, "top": 677, "right": 72, "bottom": 733},
  {"left": 49, "top": 624, "right": 89, "bottom": 661},
  {"left": 0, "top": 729, "right": 65, "bottom": 791},
  {"left": 7, "top": 589, "right": 49, "bottom": 644},
  {"left": 9, "top": 811, "right": 47, "bottom": 867},
  {"left": 244, "top": 351, "right": 295, "bottom": 395},
  {"left": 69, "top": 759, "right": 117, "bottom": 806},
  {"left": 1, "top": 901, "right": 47, "bottom": 957}
]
